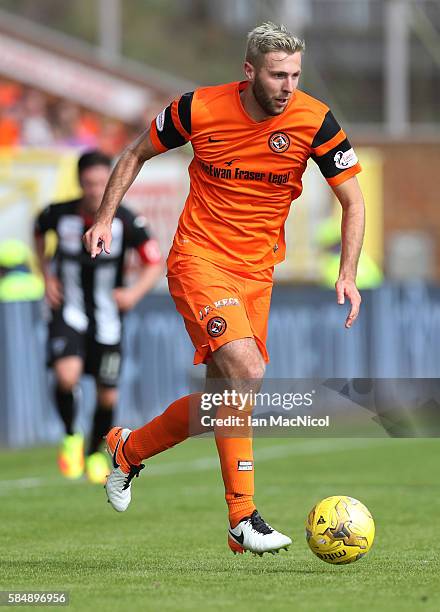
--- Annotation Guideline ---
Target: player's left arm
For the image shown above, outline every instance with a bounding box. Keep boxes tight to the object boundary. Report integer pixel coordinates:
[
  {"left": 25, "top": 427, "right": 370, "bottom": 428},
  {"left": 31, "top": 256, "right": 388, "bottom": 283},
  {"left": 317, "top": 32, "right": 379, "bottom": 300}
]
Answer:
[
  {"left": 310, "top": 108, "right": 364, "bottom": 328},
  {"left": 113, "top": 261, "right": 162, "bottom": 312},
  {"left": 113, "top": 213, "right": 163, "bottom": 312},
  {"left": 331, "top": 176, "right": 365, "bottom": 329},
  {"left": 113, "top": 249, "right": 163, "bottom": 312}
]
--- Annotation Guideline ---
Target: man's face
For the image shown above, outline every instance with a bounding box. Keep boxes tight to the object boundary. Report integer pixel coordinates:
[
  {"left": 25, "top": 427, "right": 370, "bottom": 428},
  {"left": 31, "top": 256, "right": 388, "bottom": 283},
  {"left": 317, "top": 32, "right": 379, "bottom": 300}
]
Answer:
[
  {"left": 79, "top": 164, "right": 111, "bottom": 212},
  {"left": 246, "top": 51, "right": 302, "bottom": 116}
]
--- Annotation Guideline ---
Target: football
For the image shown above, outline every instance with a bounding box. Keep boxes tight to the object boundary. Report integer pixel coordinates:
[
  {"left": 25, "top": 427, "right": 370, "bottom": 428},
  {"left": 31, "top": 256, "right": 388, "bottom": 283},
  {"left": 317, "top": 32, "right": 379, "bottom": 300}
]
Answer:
[{"left": 306, "top": 495, "right": 375, "bottom": 564}]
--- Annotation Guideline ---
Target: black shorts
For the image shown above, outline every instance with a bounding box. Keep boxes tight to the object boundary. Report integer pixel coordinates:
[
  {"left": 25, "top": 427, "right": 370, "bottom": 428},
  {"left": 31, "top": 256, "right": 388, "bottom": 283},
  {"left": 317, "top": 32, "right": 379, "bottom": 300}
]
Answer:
[{"left": 48, "top": 312, "right": 122, "bottom": 388}]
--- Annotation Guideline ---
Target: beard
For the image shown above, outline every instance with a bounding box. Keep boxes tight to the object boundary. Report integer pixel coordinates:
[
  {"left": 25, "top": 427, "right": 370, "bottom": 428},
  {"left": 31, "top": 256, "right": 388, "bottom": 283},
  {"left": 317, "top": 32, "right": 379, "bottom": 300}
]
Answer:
[{"left": 252, "top": 76, "right": 284, "bottom": 116}]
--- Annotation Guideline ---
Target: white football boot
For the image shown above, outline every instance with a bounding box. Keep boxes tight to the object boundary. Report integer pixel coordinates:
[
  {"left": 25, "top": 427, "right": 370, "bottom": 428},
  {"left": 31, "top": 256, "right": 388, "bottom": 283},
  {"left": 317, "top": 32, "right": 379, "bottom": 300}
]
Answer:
[
  {"left": 105, "top": 427, "right": 145, "bottom": 512},
  {"left": 228, "top": 510, "right": 292, "bottom": 555}
]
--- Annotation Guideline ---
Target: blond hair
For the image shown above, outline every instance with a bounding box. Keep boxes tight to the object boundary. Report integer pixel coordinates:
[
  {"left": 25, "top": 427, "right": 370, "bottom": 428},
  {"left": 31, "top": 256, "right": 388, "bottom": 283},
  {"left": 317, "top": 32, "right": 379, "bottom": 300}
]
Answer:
[{"left": 246, "top": 22, "right": 305, "bottom": 66}]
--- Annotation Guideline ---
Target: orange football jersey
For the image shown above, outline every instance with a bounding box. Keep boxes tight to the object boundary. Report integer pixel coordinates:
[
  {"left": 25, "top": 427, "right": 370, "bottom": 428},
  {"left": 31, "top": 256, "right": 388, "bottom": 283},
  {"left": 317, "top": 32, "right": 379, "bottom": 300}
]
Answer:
[{"left": 150, "top": 81, "right": 361, "bottom": 271}]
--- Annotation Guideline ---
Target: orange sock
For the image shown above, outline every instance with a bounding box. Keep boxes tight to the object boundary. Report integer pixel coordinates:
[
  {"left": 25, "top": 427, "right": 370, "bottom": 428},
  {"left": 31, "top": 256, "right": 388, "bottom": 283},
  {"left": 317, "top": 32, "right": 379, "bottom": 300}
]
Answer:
[
  {"left": 215, "top": 404, "right": 256, "bottom": 527},
  {"left": 124, "top": 393, "right": 203, "bottom": 465},
  {"left": 123, "top": 393, "right": 256, "bottom": 525}
]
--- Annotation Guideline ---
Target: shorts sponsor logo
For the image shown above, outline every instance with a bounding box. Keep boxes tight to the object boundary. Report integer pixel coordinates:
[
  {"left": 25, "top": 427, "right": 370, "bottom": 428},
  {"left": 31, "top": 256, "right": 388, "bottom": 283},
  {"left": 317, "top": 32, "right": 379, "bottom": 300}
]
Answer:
[
  {"left": 200, "top": 298, "right": 239, "bottom": 320},
  {"left": 268, "top": 131, "right": 290, "bottom": 153},
  {"left": 156, "top": 109, "right": 166, "bottom": 132},
  {"left": 213, "top": 297, "right": 239, "bottom": 308},
  {"left": 238, "top": 460, "right": 253, "bottom": 471},
  {"left": 207, "top": 316, "right": 227, "bottom": 337},
  {"left": 334, "top": 148, "right": 358, "bottom": 170}
]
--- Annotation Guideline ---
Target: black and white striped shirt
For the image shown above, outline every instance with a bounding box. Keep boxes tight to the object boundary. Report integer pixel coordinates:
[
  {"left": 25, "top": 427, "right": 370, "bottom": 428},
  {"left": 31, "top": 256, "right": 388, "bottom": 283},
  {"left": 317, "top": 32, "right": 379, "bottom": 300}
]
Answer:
[{"left": 35, "top": 199, "right": 161, "bottom": 344}]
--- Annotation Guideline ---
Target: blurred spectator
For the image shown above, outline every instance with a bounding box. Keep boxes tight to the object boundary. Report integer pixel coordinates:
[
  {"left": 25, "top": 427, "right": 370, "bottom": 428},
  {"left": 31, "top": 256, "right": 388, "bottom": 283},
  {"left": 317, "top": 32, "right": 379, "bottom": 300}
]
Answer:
[
  {"left": 0, "top": 81, "right": 21, "bottom": 146},
  {"left": 53, "top": 101, "right": 98, "bottom": 148},
  {"left": 20, "top": 89, "right": 54, "bottom": 146},
  {"left": 98, "top": 118, "right": 128, "bottom": 156},
  {"left": 0, "top": 81, "right": 22, "bottom": 107},
  {"left": 0, "top": 108, "right": 20, "bottom": 146},
  {"left": 0, "top": 78, "right": 161, "bottom": 155}
]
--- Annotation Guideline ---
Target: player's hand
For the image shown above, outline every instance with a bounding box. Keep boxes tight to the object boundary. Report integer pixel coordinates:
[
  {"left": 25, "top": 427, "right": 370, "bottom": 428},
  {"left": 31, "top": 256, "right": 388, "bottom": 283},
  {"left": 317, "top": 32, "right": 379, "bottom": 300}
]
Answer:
[
  {"left": 335, "top": 277, "right": 361, "bottom": 329},
  {"left": 113, "top": 287, "right": 139, "bottom": 312},
  {"left": 45, "top": 274, "right": 63, "bottom": 309},
  {"left": 83, "top": 222, "right": 112, "bottom": 258}
]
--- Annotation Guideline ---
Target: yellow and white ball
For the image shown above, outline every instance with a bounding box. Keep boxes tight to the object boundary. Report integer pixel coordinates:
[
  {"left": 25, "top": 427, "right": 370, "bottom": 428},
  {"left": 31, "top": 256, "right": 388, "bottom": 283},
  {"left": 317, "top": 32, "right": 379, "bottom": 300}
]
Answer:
[{"left": 306, "top": 496, "right": 375, "bottom": 564}]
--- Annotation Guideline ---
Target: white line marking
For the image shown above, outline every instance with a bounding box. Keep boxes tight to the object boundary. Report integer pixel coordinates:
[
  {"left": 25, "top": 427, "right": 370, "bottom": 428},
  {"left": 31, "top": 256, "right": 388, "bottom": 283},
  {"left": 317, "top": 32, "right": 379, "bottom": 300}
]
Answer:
[
  {"left": 0, "top": 438, "right": 394, "bottom": 494},
  {"left": 0, "top": 477, "right": 44, "bottom": 489}
]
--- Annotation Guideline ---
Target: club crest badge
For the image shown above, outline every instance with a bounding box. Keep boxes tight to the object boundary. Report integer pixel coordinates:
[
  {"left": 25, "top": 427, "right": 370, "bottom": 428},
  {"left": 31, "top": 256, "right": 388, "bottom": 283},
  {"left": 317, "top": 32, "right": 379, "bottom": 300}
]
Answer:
[
  {"left": 268, "top": 132, "right": 290, "bottom": 153},
  {"left": 207, "top": 317, "right": 227, "bottom": 337}
]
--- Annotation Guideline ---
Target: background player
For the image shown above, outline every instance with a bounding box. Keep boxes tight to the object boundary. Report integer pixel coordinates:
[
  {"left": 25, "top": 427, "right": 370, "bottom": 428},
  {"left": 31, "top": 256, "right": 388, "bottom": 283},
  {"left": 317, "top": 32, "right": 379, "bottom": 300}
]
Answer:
[
  {"left": 35, "top": 150, "right": 162, "bottom": 484},
  {"left": 83, "top": 23, "right": 365, "bottom": 554}
]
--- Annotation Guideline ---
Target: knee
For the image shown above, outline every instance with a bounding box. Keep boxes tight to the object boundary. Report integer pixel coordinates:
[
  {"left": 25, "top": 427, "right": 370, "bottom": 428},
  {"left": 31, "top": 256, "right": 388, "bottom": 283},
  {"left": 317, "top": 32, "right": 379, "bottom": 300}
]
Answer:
[
  {"left": 212, "top": 349, "right": 266, "bottom": 386},
  {"left": 54, "top": 358, "right": 82, "bottom": 393},
  {"left": 244, "top": 360, "right": 266, "bottom": 385},
  {"left": 56, "top": 374, "right": 79, "bottom": 393}
]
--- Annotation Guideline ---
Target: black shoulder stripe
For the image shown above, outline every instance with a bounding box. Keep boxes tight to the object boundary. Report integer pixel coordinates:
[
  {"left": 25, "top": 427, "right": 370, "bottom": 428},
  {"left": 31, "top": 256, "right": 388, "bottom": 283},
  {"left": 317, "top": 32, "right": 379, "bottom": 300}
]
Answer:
[
  {"left": 311, "top": 111, "right": 341, "bottom": 148},
  {"left": 311, "top": 137, "right": 353, "bottom": 178},
  {"left": 156, "top": 104, "right": 187, "bottom": 150},
  {"left": 178, "top": 91, "right": 193, "bottom": 135}
]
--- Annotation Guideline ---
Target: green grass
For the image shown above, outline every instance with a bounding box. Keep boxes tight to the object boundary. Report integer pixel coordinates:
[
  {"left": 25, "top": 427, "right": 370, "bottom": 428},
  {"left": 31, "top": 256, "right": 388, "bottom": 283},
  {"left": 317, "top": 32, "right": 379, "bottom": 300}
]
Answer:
[{"left": 1, "top": 437, "right": 439, "bottom": 611}]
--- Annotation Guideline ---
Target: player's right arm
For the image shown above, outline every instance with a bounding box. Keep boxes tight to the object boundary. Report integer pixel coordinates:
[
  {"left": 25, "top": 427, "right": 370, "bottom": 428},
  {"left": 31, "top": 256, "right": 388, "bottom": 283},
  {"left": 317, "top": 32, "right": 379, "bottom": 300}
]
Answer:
[
  {"left": 84, "top": 91, "right": 194, "bottom": 258},
  {"left": 83, "top": 128, "right": 160, "bottom": 258}
]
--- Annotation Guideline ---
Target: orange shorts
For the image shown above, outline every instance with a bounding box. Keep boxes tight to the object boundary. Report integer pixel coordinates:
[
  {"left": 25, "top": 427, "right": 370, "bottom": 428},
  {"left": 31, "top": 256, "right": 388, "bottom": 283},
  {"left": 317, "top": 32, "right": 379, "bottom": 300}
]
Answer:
[{"left": 167, "top": 250, "right": 273, "bottom": 365}]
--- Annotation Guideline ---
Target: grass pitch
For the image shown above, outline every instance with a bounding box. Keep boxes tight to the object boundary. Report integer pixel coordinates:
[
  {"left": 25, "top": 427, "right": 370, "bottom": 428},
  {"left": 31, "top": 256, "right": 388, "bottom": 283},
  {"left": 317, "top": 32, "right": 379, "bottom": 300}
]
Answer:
[{"left": 1, "top": 437, "right": 439, "bottom": 611}]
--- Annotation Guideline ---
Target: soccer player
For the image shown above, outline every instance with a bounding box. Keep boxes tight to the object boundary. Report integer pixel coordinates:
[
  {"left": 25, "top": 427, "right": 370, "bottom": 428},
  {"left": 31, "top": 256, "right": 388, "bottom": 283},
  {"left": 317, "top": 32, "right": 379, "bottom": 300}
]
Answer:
[
  {"left": 83, "top": 23, "right": 365, "bottom": 554},
  {"left": 35, "top": 150, "right": 162, "bottom": 484}
]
